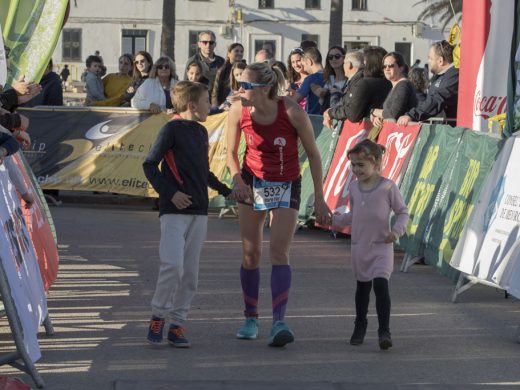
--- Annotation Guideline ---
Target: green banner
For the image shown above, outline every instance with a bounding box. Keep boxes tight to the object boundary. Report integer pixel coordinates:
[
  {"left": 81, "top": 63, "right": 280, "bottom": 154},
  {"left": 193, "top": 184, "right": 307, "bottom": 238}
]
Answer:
[
  {"left": 505, "top": 3, "right": 520, "bottom": 136},
  {"left": 298, "top": 118, "right": 342, "bottom": 222},
  {"left": 398, "top": 124, "right": 465, "bottom": 257},
  {"left": 422, "top": 130, "right": 503, "bottom": 280},
  {"left": 0, "top": 0, "right": 69, "bottom": 85}
]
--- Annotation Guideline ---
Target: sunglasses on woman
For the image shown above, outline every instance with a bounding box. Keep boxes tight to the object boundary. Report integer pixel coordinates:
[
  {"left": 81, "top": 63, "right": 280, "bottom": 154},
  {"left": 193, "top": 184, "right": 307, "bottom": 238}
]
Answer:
[
  {"left": 327, "top": 54, "right": 344, "bottom": 60},
  {"left": 382, "top": 64, "right": 396, "bottom": 69},
  {"left": 157, "top": 64, "right": 170, "bottom": 70},
  {"left": 238, "top": 81, "right": 269, "bottom": 90}
]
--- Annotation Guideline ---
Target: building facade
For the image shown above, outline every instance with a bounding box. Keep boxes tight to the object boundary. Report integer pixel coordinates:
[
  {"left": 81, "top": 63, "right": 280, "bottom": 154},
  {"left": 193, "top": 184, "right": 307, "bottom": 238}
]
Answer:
[{"left": 54, "top": 0, "right": 446, "bottom": 80}]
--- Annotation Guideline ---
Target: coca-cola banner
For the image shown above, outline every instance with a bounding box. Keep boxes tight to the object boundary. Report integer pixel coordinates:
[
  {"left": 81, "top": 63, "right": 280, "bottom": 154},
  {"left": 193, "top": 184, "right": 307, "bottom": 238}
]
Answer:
[
  {"left": 321, "top": 120, "right": 370, "bottom": 233},
  {"left": 457, "top": 0, "right": 515, "bottom": 131},
  {"left": 377, "top": 121, "right": 421, "bottom": 185}
]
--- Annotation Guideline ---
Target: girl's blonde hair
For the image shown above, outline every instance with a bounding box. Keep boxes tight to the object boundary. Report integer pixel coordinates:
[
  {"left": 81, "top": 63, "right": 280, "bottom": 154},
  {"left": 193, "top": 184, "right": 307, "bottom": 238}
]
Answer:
[
  {"left": 347, "top": 139, "right": 386, "bottom": 165},
  {"left": 246, "top": 62, "right": 286, "bottom": 99}
]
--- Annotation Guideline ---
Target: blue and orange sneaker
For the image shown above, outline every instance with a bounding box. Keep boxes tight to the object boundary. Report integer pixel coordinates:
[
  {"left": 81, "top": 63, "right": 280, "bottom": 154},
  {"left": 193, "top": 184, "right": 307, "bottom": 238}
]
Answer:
[
  {"left": 268, "top": 320, "right": 294, "bottom": 347},
  {"left": 147, "top": 316, "right": 165, "bottom": 345},
  {"left": 168, "top": 325, "right": 191, "bottom": 348}
]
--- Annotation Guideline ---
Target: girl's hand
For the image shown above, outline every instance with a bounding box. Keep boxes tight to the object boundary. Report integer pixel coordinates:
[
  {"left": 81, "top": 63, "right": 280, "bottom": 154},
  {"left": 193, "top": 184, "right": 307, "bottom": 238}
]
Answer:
[
  {"left": 384, "top": 231, "right": 399, "bottom": 243},
  {"left": 314, "top": 197, "right": 332, "bottom": 226},
  {"left": 371, "top": 115, "right": 383, "bottom": 128},
  {"left": 171, "top": 191, "right": 192, "bottom": 209},
  {"left": 231, "top": 175, "right": 252, "bottom": 203}
]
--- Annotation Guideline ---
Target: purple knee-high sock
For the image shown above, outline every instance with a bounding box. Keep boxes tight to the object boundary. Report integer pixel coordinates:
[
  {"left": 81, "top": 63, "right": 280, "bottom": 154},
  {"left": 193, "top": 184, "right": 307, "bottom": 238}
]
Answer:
[
  {"left": 271, "top": 265, "right": 292, "bottom": 323},
  {"left": 240, "top": 266, "right": 260, "bottom": 317}
]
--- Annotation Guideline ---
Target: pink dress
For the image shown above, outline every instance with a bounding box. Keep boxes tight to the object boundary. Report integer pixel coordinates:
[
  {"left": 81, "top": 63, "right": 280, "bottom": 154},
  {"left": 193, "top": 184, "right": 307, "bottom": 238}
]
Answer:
[{"left": 333, "top": 177, "right": 409, "bottom": 281}]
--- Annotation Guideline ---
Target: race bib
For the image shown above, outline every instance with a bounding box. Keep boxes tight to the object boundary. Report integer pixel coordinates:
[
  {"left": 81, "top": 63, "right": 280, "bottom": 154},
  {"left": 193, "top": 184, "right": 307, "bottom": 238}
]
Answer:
[{"left": 253, "top": 178, "right": 292, "bottom": 210}]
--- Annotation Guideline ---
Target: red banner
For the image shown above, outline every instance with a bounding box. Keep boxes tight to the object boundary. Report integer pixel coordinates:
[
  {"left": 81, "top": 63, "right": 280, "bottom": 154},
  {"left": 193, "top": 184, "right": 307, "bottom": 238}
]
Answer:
[
  {"left": 377, "top": 122, "right": 421, "bottom": 183},
  {"left": 12, "top": 154, "right": 59, "bottom": 291},
  {"left": 457, "top": 0, "right": 514, "bottom": 131},
  {"left": 321, "top": 120, "right": 371, "bottom": 233}
]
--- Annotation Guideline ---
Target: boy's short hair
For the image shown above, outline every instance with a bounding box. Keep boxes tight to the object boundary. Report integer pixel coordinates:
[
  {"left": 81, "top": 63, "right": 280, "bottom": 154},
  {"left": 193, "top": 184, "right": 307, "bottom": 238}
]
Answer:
[
  {"left": 86, "top": 55, "right": 102, "bottom": 68},
  {"left": 171, "top": 81, "right": 208, "bottom": 112},
  {"left": 302, "top": 47, "right": 322, "bottom": 65}
]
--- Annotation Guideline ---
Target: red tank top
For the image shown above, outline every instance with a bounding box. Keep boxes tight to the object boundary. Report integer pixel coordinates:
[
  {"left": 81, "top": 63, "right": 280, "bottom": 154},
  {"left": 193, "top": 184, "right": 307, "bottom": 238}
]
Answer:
[{"left": 240, "top": 99, "right": 300, "bottom": 181}]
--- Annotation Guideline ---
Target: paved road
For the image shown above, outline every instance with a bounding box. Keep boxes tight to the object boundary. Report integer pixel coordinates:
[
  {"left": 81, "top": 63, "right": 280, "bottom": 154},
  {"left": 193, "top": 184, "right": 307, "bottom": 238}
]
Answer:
[{"left": 0, "top": 204, "right": 519, "bottom": 389}]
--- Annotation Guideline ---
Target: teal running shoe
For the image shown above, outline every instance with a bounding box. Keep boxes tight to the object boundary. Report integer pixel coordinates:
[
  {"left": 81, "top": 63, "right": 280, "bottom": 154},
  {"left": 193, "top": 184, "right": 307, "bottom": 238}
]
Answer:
[
  {"left": 268, "top": 320, "right": 294, "bottom": 347},
  {"left": 236, "top": 317, "right": 259, "bottom": 339}
]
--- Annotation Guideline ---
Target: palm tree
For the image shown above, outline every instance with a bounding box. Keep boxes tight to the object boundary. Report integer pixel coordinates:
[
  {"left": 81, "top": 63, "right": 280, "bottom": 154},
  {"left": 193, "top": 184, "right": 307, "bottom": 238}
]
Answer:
[
  {"left": 161, "top": 0, "right": 176, "bottom": 60},
  {"left": 329, "top": 0, "right": 344, "bottom": 48},
  {"left": 415, "top": 0, "right": 462, "bottom": 30}
]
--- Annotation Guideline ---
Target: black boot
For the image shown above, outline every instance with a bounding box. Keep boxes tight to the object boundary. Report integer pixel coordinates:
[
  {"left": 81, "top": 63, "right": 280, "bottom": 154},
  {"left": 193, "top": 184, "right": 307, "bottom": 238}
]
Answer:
[
  {"left": 350, "top": 319, "right": 367, "bottom": 345},
  {"left": 378, "top": 330, "right": 392, "bottom": 350}
]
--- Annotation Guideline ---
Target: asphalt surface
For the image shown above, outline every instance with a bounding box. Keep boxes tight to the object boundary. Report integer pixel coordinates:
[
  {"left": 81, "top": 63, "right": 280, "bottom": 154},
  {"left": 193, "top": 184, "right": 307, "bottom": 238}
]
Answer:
[{"left": 0, "top": 201, "right": 519, "bottom": 389}]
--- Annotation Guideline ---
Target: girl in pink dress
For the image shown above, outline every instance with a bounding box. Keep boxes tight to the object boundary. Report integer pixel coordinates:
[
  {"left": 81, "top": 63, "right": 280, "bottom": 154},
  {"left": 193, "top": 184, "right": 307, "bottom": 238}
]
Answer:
[{"left": 332, "top": 139, "right": 408, "bottom": 350}]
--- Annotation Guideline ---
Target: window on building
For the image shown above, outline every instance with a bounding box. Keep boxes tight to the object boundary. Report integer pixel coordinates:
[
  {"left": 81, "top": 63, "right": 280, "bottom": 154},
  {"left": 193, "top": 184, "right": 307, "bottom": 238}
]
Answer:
[
  {"left": 189, "top": 30, "right": 206, "bottom": 57},
  {"left": 395, "top": 42, "right": 412, "bottom": 66},
  {"left": 254, "top": 40, "right": 277, "bottom": 59},
  {"left": 344, "top": 41, "right": 369, "bottom": 52},
  {"left": 122, "top": 29, "right": 147, "bottom": 55},
  {"left": 259, "top": 0, "right": 274, "bottom": 9},
  {"left": 352, "top": 0, "right": 367, "bottom": 10},
  {"left": 305, "top": 0, "right": 320, "bottom": 9},
  {"left": 62, "top": 28, "right": 82, "bottom": 62},
  {"left": 301, "top": 34, "right": 319, "bottom": 47}
]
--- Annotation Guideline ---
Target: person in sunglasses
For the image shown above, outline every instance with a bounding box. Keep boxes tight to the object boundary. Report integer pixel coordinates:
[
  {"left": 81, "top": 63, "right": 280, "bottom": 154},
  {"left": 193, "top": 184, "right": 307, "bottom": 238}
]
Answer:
[
  {"left": 323, "top": 47, "right": 391, "bottom": 127},
  {"left": 226, "top": 62, "right": 332, "bottom": 347},
  {"left": 398, "top": 40, "right": 458, "bottom": 126},
  {"left": 310, "top": 46, "right": 347, "bottom": 113},
  {"left": 132, "top": 57, "right": 178, "bottom": 113},
  {"left": 122, "top": 51, "right": 153, "bottom": 107},
  {"left": 183, "top": 31, "right": 225, "bottom": 98},
  {"left": 370, "top": 51, "right": 417, "bottom": 127}
]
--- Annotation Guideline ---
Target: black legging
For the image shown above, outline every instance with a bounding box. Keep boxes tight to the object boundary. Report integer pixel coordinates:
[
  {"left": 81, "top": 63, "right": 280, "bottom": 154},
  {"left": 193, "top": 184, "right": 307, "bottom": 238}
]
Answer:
[{"left": 354, "top": 278, "right": 391, "bottom": 334}]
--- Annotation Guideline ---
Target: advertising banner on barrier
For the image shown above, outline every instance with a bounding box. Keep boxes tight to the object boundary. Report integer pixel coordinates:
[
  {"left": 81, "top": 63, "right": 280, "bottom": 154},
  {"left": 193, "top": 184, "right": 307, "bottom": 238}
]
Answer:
[
  {"left": 12, "top": 153, "right": 59, "bottom": 290},
  {"left": 0, "top": 0, "right": 69, "bottom": 85},
  {"left": 22, "top": 108, "right": 229, "bottom": 199},
  {"left": 377, "top": 121, "right": 421, "bottom": 184},
  {"left": 422, "top": 130, "right": 503, "bottom": 280},
  {"left": 0, "top": 165, "right": 47, "bottom": 362},
  {"left": 298, "top": 118, "right": 341, "bottom": 222},
  {"left": 450, "top": 136, "right": 520, "bottom": 293},
  {"left": 321, "top": 120, "right": 371, "bottom": 233},
  {"left": 457, "top": 0, "right": 515, "bottom": 131},
  {"left": 398, "top": 125, "right": 465, "bottom": 257}
]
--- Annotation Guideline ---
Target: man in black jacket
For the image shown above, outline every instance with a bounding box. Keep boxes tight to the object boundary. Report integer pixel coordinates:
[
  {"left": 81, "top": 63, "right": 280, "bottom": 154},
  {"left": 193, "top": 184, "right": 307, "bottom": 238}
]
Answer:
[
  {"left": 398, "top": 40, "right": 459, "bottom": 125},
  {"left": 183, "top": 31, "right": 225, "bottom": 97}
]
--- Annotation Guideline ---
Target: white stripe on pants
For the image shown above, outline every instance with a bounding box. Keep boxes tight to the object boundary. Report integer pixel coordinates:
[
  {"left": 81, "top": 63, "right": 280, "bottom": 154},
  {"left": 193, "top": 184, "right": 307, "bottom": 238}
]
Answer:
[{"left": 151, "top": 213, "right": 208, "bottom": 325}]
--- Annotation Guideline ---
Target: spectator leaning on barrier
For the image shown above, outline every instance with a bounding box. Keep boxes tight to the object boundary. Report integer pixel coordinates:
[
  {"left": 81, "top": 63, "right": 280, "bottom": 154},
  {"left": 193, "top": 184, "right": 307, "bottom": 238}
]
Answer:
[
  {"left": 90, "top": 54, "right": 133, "bottom": 107},
  {"left": 323, "top": 47, "right": 391, "bottom": 127},
  {"left": 370, "top": 52, "right": 417, "bottom": 128},
  {"left": 183, "top": 31, "right": 225, "bottom": 97},
  {"left": 131, "top": 57, "right": 178, "bottom": 114},
  {"left": 121, "top": 51, "right": 153, "bottom": 107},
  {"left": 23, "top": 59, "right": 63, "bottom": 107},
  {"left": 397, "top": 40, "right": 459, "bottom": 126}
]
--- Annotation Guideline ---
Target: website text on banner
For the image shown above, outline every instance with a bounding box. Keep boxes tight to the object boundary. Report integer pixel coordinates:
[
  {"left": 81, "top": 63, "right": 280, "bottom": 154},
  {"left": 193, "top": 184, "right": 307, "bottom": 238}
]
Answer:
[
  {"left": 451, "top": 135, "right": 520, "bottom": 297},
  {"left": 457, "top": 0, "right": 514, "bottom": 131},
  {"left": 0, "top": 163, "right": 47, "bottom": 363}
]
